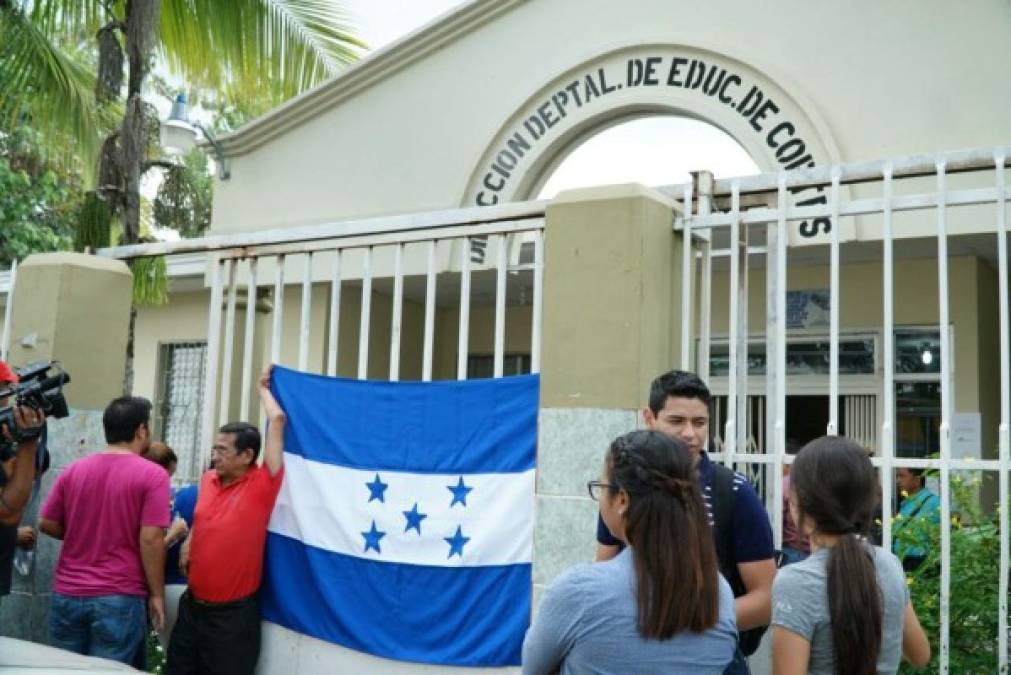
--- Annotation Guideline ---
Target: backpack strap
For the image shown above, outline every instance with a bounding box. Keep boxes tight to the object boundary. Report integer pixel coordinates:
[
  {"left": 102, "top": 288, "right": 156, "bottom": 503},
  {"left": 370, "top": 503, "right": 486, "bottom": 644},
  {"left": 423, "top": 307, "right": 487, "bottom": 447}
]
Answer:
[{"left": 709, "top": 463, "right": 741, "bottom": 593}]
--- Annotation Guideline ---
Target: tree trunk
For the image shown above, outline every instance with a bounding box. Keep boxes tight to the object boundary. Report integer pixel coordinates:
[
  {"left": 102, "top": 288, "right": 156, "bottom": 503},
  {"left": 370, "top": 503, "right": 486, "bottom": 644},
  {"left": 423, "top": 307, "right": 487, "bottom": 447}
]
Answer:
[
  {"left": 118, "top": 0, "right": 161, "bottom": 395},
  {"left": 123, "top": 303, "right": 138, "bottom": 396}
]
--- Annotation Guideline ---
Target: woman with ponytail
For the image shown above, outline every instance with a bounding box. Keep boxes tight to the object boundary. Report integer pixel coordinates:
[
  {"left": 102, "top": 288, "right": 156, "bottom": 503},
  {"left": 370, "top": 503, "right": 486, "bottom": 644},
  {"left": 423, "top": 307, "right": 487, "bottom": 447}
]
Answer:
[
  {"left": 522, "top": 430, "right": 736, "bottom": 674},
  {"left": 772, "top": 436, "right": 930, "bottom": 674}
]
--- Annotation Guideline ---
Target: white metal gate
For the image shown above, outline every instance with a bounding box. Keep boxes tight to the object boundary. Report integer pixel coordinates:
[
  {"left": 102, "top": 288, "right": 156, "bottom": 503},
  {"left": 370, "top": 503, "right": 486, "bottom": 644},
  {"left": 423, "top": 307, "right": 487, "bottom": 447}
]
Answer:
[{"left": 677, "top": 145, "right": 1011, "bottom": 673}]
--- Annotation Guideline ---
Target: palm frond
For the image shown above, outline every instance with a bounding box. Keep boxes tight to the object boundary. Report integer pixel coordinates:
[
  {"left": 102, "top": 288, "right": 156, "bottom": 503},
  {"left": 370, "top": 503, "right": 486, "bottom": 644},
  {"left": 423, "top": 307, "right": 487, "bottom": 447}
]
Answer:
[
  {"left": 160, "top": 0, "right": 366, "bottom": 105},
  {"left": 0, "top": 8, "right": 107, "bottom": 175}
]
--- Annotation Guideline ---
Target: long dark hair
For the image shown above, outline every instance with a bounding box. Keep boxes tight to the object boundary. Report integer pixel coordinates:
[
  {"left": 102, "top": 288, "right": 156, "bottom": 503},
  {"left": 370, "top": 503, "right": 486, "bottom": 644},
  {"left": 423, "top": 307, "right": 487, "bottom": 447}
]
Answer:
[
  {"left": 791, "top": 436, "right": 881, "bottom": 675},
  {"left": 606, "top": 430, "right": 719, "bottom": 638}
]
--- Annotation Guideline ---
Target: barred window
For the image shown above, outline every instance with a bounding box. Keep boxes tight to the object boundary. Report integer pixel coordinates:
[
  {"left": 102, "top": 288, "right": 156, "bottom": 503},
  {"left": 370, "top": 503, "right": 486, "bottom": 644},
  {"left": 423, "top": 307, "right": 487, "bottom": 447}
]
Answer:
[{"left": 155, "top": 341, "right": 207, "bottom": 482}]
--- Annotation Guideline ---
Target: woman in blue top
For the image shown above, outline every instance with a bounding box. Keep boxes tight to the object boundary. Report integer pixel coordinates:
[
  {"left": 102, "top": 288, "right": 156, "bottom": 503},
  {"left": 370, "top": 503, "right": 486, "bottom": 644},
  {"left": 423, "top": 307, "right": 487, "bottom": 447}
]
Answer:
[{"left": 522, "top": 430, "right": 737, "bottom": 675}]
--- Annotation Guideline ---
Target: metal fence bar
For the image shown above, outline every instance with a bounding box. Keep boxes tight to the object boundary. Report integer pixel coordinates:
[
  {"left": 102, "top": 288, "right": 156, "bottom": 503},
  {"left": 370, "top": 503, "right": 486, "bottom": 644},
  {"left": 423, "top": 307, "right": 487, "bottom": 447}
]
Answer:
[
  {"left": 725, "top": 182, "right": 742, "bottom": 468},
  {"left": 531, "top": 230, "right": 544, "bottom": 374},
  {"left": 422, "top": 241, "right": 437, "bottom": 381},
  {"left": 493, "top": 234, "right": 507, "bottom": 378},
  {"left": 298, "top": 253, "right": 313, "bottom": 372},
  {"left": 684, "top": 187, "right": 1011, "bottom": 230},
  {"left": 99, "top": 200, "right": 548, "bottom": 260},
  {"left": 770, "top": 176, "right": 789, "bottom": 550},
  {"left": 239, "top": 258, "right": 258, "bottom": 421},
  {"left": 995, "top": 150, "right": 1010, "bottom": 674},
  {"left": 734, "top": 181, "right": 749, "bottom": 467},
  {"left": 935, "top": 160, "right": 952, "bottom": 673},
  {"left": 218, "top": 259, "right": 239, "bottom": 428},
  {"left": 881, "top": 165, "right": 895, "bottom": 555},
  {"left": 681, "top": 184, "right": 694, "bottom": 370},
  {"left": 1, "top": 260, "right": 16, "bottom": 362},
  {"left": 699, "top": 237, "right": 712, "bottom": 381},
  {"left": 390, "top": 244, "right": 404, "bottom": 381},
  {"left": 358, "top": 247, "right": 373, "bottom": 380},
  {"left": 327, "top": 251, "right": 342, "bottom": 377},
  {"left": 828, "top": 170, "right": 841, "bottom": 436},
  {"left": 458, "top": 238, "right": 472, "bottom": 380},
  {"left": 199, "top": 258, "right": 225, "bottom": 474},
  {"left": 270, "top": 255, "right": 286, "bottom": 364}
]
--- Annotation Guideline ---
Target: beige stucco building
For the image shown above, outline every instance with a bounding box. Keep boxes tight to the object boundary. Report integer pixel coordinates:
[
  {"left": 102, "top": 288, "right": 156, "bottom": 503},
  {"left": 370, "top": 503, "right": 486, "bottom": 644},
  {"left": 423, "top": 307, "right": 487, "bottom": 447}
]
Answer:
[{"left": 1, "top": 1, "right": 1009, "bottom": 672}]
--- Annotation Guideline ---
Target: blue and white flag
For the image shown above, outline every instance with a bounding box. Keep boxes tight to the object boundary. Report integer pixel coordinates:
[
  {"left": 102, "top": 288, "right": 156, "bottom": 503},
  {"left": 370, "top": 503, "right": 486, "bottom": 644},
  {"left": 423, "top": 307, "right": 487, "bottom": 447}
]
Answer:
[{"left": 262, "top": 366, "right": 539, "bottom": 667}]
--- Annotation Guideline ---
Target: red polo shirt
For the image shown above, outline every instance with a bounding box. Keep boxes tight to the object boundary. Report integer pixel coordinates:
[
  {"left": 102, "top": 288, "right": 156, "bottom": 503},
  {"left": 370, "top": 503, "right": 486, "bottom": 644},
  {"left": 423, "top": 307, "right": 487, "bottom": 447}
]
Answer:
[{"left": 188, "top": 464, "right": 284, "bottom": 602}]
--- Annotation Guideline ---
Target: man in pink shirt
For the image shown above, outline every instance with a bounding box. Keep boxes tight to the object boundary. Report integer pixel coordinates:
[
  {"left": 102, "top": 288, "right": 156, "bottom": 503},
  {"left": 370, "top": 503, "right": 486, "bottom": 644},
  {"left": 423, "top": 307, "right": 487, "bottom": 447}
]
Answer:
[{"left": 39, "top": 396, "right": 170, "bottom": 665}]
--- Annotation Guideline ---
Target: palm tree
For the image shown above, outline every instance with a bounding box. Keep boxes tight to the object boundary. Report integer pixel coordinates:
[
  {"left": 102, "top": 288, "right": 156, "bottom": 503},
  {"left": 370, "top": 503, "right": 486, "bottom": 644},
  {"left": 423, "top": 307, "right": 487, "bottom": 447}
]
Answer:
[{"left": 0, "top": 1, "right": 364, "bottom": 392}]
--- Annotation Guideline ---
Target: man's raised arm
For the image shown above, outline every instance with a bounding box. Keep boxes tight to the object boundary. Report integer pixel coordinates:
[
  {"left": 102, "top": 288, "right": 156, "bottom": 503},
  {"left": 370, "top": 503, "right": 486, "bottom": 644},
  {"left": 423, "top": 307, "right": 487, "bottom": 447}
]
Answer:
[{"left": 259, "top": 365, "right": 286, "bottom": 477}]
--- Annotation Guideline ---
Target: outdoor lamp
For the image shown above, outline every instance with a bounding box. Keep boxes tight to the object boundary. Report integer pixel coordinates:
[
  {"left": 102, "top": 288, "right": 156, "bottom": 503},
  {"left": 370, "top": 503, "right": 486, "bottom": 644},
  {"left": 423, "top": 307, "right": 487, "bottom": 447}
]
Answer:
[{"left": 160, "top": 93, "right": 231, "bottom": 179}]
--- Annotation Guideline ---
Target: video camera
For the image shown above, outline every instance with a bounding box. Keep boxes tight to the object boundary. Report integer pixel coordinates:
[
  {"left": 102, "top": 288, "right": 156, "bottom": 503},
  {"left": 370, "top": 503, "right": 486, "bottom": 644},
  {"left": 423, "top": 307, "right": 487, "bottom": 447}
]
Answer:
[{"left": 0, "top": 361, "right": 70, "bottom": 450}]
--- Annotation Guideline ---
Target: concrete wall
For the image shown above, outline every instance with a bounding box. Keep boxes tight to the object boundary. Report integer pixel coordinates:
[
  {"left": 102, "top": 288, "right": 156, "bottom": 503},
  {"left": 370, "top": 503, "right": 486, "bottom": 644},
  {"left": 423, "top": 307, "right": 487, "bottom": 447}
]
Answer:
[{"left": 0, "top": 254, "right": 133, "bottom": 645}]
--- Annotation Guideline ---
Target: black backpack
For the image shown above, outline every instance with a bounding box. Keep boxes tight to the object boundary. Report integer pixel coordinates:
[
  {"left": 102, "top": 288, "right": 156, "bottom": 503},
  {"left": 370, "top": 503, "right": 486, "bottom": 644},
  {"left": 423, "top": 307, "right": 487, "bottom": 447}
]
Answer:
[{"left": 710, "top": 463, "right": 769, "bottom": 657}]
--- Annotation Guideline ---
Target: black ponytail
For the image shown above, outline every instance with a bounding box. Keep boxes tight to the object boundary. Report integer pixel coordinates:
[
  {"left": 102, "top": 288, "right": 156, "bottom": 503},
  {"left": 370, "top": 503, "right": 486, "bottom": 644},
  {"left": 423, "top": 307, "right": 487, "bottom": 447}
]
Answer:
[{"left": 791, "top": 436, "right": 881, "bottom": 675}]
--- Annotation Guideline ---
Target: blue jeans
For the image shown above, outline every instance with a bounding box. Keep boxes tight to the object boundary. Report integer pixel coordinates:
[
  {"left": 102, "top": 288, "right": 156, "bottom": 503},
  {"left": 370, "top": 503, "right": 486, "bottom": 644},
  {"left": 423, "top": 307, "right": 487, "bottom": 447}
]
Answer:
[
  {"left": 723, "top": 647, "right": 751, "bottom": 675},
  {"left": 49, "top": 593, "right": 146, "bottom": 665}
]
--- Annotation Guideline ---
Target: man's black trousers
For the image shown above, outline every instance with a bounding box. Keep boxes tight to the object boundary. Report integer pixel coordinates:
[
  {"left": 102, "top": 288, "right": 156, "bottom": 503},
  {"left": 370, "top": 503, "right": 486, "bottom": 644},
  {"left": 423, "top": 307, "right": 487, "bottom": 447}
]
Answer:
[{"left": 166, "top": 590, "right": 261, "bottom": 675}]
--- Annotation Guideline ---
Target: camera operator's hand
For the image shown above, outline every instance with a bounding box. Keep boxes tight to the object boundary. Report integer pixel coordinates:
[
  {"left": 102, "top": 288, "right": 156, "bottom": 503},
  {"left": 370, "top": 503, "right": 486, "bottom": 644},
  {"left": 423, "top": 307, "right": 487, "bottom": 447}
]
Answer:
[
  {"left": 16, "top": 526, "right": 35, "bottom": 550},
  {"left": 1, "top": 406, "right": 45, "bottom": 445}
]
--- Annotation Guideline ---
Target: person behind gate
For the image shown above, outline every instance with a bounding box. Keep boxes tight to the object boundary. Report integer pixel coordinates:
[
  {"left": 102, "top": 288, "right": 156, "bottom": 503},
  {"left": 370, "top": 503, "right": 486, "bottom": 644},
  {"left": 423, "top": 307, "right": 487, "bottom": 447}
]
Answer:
[
  {"left": 39, "top": 396, "right": 170, "bottom": 666},
  {"left": 594, "top": 370, "right": 776, "bottom": 674},
  {"left": 166, "top": 365, "right": 286, "bottom": 675}
]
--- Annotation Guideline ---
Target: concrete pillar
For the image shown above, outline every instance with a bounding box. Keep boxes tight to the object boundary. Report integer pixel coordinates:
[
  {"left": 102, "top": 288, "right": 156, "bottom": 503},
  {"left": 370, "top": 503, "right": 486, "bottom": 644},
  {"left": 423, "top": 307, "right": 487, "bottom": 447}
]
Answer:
[
  {"left": 533, "top": 184, "right": 682, "bottom": 603},
  {"left": 0, "top": 252, "right": 133, "bottom": 643}
]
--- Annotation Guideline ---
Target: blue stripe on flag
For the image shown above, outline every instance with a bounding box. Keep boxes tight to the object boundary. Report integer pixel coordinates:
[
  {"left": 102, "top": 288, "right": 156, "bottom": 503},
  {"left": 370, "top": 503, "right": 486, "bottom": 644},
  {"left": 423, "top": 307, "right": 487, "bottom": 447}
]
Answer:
[
  {"left": 270, "top": 366, "right": 539, "bottom": 473},
  {"left": 262, "top": 532, "right": 531, "bottom": 667}
]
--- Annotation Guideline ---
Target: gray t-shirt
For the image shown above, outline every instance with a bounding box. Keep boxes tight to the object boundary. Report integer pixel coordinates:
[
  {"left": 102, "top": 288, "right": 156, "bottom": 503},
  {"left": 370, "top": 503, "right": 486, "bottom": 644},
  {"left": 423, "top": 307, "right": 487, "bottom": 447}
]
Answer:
[
  {"left": 522, "top": 548, "right": 737, "bottom": 675},
  {"left": 772, "top": 545, "right": 909, "bottom": 674}
]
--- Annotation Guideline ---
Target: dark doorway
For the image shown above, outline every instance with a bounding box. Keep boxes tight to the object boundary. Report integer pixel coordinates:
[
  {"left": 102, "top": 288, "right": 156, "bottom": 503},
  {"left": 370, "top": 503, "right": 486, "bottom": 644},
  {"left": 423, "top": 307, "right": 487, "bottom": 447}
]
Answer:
[{"left": 785, "top": 396, "right": 845, "bottom": 449}]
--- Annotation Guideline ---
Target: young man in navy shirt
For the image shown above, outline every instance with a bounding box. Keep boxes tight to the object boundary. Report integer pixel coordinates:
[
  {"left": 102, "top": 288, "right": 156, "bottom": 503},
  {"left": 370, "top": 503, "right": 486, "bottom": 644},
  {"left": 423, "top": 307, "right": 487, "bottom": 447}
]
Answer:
[{"left": 595, "top": 370, "right": 775, "bottom": 674}]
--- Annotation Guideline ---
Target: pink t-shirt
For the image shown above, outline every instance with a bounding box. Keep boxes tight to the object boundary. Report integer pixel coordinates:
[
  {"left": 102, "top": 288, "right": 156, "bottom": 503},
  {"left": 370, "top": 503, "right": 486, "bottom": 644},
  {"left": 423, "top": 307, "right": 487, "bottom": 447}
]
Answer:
[{"left": 41, "top": 452, "right": 171, "bottom": 597}]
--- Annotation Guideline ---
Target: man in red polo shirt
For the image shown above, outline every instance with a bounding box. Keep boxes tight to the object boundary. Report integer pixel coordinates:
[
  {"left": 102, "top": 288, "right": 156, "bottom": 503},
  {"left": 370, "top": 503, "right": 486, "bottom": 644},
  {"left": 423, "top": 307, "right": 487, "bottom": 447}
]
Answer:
[{"left": 165, "top": 366, "right": 286, "bottom": 675}]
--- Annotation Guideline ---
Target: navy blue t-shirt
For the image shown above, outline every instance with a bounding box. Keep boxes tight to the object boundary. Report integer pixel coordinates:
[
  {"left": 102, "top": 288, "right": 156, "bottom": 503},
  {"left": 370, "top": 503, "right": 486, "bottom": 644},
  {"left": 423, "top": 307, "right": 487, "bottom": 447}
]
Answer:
[
  {"left": 165, "top": 484, "right": 198, "bottom": 585},
  {"left": 596, "top": 452, "right": 774, "bottom": 568}
]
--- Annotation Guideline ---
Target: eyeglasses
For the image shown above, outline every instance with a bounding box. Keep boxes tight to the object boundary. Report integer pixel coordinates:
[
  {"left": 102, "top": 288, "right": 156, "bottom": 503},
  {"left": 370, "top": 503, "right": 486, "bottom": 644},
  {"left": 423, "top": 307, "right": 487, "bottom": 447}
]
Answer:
[
  {"left": 209, "top": 447, "right": 237, "bottom": 457},
  {"left": 587, "top": 480, "right": 618, "bottom": 501}
]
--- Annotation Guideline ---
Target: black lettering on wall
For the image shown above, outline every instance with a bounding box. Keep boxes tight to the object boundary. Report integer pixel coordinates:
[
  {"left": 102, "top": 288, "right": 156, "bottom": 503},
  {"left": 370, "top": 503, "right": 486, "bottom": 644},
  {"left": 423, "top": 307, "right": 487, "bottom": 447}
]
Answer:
[
  {"left": 506, "top": 132, "right": 531, "bottom": 158},
  {"left": 643, "top": 57, "right": 662, "bottom": 86},
  {"left": 598, "top": 67, "right": 617, "bottom": 94},
  {"left": 685, "top": 59, "right": 706, "bottom": 90},
  {"left": 749, "top": 99, "right": 779, "bottom": 132},
  {"left": 667, "top": 57, "right": 688, "bottom": 86},
  {"left": 565, "top": 80, "right": 584, "bottom": 107},
  {"left": 718, "top": 74, "right": 740, "bottom": 105},
  {"left": 628, "top": 58, "right": 645, "bottom": 87},
  {"left": 767, "top": 121, "right": 795, "bottom": 149},
  {"left": 538, "top": 101, "right": 558, "bottom": 130}
]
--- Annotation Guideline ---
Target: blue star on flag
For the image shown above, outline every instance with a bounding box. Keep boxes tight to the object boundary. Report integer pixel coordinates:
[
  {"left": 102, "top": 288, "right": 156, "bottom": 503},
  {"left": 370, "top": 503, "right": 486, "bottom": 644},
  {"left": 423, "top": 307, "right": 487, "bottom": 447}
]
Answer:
[
  {"left": 362, "top": 520, "right": 385, "bottom": 554},
  {"left": 444, "top": 525, "right": 470, "bottom": 558},
  {"left": 366, "top": 473, "right": 389, "bottom": 503},
  {"left": 447, "top": 476, "right": 473, "bottom": 507},
  {"left": 402, "top": 502, "right": 428, "bottom": 535}
]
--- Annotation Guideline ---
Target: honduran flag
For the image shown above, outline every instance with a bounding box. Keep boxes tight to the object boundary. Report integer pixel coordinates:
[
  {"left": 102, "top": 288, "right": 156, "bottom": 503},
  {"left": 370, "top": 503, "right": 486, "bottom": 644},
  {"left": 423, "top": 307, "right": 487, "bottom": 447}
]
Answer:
[{"left": 262, "top": 366, "right": 539, "bottom": 667}]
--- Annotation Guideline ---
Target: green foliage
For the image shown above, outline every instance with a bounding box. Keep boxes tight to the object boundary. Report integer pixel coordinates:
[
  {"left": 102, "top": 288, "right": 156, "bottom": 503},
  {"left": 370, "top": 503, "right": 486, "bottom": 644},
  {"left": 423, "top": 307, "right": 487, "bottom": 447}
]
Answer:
[
  {"left": 74, "top": 190, "right": 113, "bottom": 251},
  {"left": 154, "top": 149, "right": 212, "bottom": 238},
  {"left": 0, "top": 124, "right": 82, "bottom": 266},
  {"left": 131, "top": 256, "right": 168, "bottom": 306},
  {"left": 896, "top": 472, "right": 1001, "bottom": 674}
]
